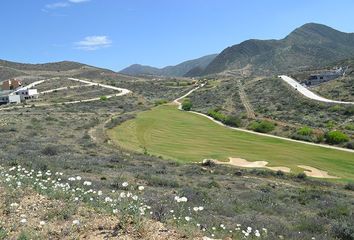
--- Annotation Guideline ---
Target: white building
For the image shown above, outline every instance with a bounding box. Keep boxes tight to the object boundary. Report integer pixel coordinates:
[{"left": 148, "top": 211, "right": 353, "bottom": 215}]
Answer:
[
  {"left": 0, "top": 91, "right": 21, "bottom": 104},
  {"left": 13, "top": 89, "right": 39, "bottom": 101}
]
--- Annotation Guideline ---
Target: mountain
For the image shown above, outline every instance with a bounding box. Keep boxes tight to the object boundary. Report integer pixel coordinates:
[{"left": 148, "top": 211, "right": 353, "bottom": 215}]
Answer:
[
  {"left": 201, "top": 23, "right": 354, "bottom": 76},
  {"left": 120, "top": 54, "right": 217, "bottom": 77},
  {"left": 118, "top": 64, "right": 161, "bottom": 76},
  {"left": 0, "top": 59, "right": 116, "bottom": 81}
]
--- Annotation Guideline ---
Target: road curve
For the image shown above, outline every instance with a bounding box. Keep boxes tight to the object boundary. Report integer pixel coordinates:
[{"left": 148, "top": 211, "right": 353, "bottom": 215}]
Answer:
[
  {"left": 279, "top": 75, "right": 354, "bottom": 105},
  {"left": 173, "top": 83, "right": 205, "bottom": 110},
  {"left": 0, "top": 78, "right": 132, "bottom": 111}
]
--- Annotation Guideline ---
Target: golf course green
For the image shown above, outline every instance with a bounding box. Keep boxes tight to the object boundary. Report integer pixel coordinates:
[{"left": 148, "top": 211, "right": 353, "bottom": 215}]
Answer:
[{"left": 108, "top": 104, "right": 354, "bottom": 181}]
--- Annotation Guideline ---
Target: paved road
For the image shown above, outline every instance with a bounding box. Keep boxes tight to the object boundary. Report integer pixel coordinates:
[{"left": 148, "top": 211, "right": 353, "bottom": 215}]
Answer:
[
  {"left": 279, "top": 75, "right": 354, "bottom": 104},
  {"left": 68, "top": 78, "right": 131, "bottom": 96}
]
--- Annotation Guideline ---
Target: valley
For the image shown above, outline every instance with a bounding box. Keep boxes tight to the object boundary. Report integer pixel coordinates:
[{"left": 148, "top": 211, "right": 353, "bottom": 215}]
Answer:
[{"left": 1, "top": 21, "right": 354, "bottom": 240}]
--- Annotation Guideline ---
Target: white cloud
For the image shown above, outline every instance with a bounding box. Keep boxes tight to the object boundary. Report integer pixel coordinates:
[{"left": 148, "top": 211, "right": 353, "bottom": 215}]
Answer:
[
  {"left": 75, "top": 36, "right": 112, "bottom": 51},
  {"left": 44, "top": 0, "right": 90, "bottom": 10},
  {"left": 45, "top": 2, "right": 70, "bottom": 9}
]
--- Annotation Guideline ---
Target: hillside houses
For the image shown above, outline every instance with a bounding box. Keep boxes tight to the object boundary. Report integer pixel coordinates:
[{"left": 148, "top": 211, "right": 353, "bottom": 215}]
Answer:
[
  {"left": 305, "top": 67, "right": 346, "bottom": 86},
  {"left": 0, "top": 79, "right": 39, "bottom": 105}
]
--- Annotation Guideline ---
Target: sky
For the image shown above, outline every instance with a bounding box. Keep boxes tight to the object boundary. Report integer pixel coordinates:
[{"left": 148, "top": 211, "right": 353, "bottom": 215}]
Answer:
[{"left": 1, "top": 0, "right": 354, "bottom": 71}]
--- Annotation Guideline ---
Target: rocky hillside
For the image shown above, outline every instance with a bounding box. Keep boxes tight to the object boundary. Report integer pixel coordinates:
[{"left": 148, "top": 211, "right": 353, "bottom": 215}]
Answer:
[
  {"left": 201, "top": 23, "right": 354, "bottom": 76},
  {"left": 120, "top": 54, "right": 217, "bottom": 77}
]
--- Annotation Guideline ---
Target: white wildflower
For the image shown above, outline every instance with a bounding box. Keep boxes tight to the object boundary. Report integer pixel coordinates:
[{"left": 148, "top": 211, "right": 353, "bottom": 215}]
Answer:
[
  {"left": 83, "top": 181, "right": 92, "bottom": 186},
  {"left": 72, "top": 219, "right": 80, "bottom": 225},
  {"left": 122, "top": 182, "right": 128, "bottom": 187}
]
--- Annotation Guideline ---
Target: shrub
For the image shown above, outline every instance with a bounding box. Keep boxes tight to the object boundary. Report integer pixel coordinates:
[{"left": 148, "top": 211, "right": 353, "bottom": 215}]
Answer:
[
  {"left": 346, "top": 141, "right": 354, "bottom": 150},
  {"left": 248, "top": 120, "right": 275, "bottom": 133},
  {"left": 41, "top": 145, "right": 59, "bottom": 156},
  {"left": 223, "top": 115, "right": 241, "bottom": 127},
  {"left": 345, "top": 124, "right": 354, "bottom": 131},
  {"left": 296, "top": 173, "right": 307, "bottom": 180},
  {"left": 207, "top": 109, "right": 226, "bottom": 122},
  {"left": 344, "top": 105, "right": 354, "bottom": 115},
  {"left": 181, "top": 99, "right": 192, "bottom": 111},
  {"left": 344, "top": 183, "right": 354, "bottom": 191},
  {"left": 100, "top": 96, "right": 108, "bottom": 101},
  {"left": 297, "top": 126, "right": 313, "bottom": 136},
  {"left": 325, "top": 131, "right": 349, "bottom": 144},
  {"left": 201, "top": 159, "right": 216, "bottom": 167},
  {"left": 154, "top": 99, "right": 168, "bottom": 106},
  {"left": 332, "top": 221, "right": 354, "bottom": 240}
]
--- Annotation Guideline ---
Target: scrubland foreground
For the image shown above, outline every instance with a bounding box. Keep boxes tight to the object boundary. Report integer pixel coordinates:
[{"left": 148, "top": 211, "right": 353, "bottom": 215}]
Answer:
[{"left": 0, "top": 91, "right": 353, "bottom": 240}]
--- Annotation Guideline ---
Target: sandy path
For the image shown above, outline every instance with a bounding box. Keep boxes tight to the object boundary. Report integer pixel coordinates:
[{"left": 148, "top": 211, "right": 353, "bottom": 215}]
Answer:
[{"left": 298, "top": 165, "right": 340, "bottom": 179}]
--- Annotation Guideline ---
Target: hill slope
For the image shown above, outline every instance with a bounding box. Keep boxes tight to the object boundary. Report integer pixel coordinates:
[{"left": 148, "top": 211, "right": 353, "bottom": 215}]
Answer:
[
  {"left": 202, "top": 23, "right": 354, "bottom": 76},
  {"left": 120, "top": 54, "right": 217, "bottom": 77},
  {"left": 0, "top": 59, "right": 117, "bottom": 81}
]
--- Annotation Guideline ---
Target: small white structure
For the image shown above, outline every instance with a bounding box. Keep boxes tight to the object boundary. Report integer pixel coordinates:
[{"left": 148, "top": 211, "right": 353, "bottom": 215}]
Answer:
[
  {"left": 13, "top": 89, "right": 39, "bottom": 101},
  {"left": 0, "top": 91, "right": 21, "bottom": 104}
]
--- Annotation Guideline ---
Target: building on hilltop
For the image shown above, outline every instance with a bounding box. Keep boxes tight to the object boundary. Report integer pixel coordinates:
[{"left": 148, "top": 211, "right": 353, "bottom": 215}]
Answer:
[
  {"left": 0, "top": 79, "right": 39, "bottom": 105},
  {"left": 305, "top": 67, "right": 346, "bottom": 86}
]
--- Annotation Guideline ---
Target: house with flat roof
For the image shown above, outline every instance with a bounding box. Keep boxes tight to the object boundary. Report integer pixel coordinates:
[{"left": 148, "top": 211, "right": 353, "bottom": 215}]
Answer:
[
  {"left": 0, "top": 91, "right": 21, "bottom": 104},
  {"left": 305, "top": 67, "right": 345, "bottom": 86},
  {"left": 14, "top": 89, "right": 39, "bottom": 101}
]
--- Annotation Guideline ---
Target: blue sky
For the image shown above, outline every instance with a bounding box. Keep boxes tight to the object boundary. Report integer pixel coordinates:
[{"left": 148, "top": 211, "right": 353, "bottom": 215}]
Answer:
[{"left": 1, "top": 0, "right": 354, "bottom": 71}]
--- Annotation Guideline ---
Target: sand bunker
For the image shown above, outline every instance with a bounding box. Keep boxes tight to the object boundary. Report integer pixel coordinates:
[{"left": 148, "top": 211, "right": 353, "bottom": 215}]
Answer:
[
  {"left": 297, "top": 165, "right": 340, "bottom": 179},
  {"left": 218, "top": 157, "right": 291, "bottom": 173},
  {"left": 210, "top": 158, "right": 340, "bottom": 179}
]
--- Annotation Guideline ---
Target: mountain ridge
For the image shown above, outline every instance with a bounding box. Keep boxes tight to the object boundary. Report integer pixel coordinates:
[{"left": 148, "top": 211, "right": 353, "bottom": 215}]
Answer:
[
  {"left": 201, "top": 23, "right": 354, "bottom": 76},
  {"left": 119, "top": 54, "right": 217, "bottom": 77}
]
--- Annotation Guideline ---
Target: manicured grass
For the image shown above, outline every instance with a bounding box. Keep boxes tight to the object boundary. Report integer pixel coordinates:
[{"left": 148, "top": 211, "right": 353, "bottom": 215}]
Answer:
[{"left": 108, "top": 104, "right": 354, "bottom": 181}]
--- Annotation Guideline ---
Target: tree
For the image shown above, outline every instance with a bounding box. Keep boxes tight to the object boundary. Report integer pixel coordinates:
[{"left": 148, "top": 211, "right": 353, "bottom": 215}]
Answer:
[{"left": 181, "top": 99, "right": 192, "bottom": 111}]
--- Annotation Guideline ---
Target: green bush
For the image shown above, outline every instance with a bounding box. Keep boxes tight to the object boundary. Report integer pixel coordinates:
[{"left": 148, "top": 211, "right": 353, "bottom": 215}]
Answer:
[
  {"left": 297, "top": 126, "right": 313, "bottom": 136},
  {"left": 344, "top": 105, "right": 354, "bottom": 115},
  {"left": 223, "top": 115, "right": 242, "bottom": 127},
  {"left": 345, "top": 124, "right": 354, "bottom": 131},
  {"left": 100, "top": 96, "right": 108, "bottom": 101},
  {"left": 325, "top": 131, "right": 349, "bottom": 144},
  {"left": 207, "top": 109, "right": 226, "bottom": 122},
  {"left": 248, "top": 120, "right": 275, "bottom": 133},
  {"left": 154, "top": 99, "right": 168, "bottom": 106},
  {"left": 181, "top": 99, "right": 192, "bottom": 111},
  {"left": 344, "top": 183, "right": 354, "bottom": 191}
]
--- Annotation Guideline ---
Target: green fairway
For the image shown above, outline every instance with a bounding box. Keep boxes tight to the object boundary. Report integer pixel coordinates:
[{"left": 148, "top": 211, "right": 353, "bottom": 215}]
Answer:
[{"left": 108, "top": 104, "right": 354, "bottom": 181}]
